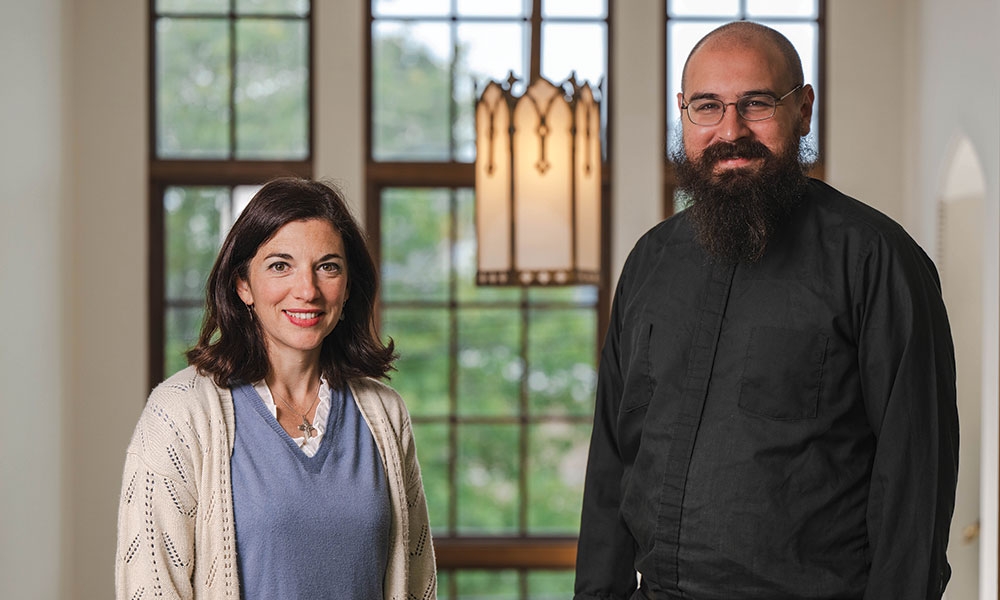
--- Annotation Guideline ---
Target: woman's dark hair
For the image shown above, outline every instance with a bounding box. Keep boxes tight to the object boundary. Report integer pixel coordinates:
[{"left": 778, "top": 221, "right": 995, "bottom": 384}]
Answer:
[{"left": 186, "top": 177, "right": 396, "bottom": 388}]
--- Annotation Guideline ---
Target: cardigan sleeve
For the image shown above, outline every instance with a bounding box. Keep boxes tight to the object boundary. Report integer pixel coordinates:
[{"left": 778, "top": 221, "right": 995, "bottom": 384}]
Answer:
[
  {"left": 115, "top": 395, "right": 201, "bottom": 600},
  {"left": 401, "top": 414, "right": 437, "bottom": 600},
  {"left": 350, "top": 378, "right": 438, "bottom": 600}
]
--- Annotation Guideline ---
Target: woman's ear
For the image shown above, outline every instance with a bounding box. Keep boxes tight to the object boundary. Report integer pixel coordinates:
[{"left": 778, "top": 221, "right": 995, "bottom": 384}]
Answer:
[{"left": 236, "top": 277, "right": 253, "bottom": 306}]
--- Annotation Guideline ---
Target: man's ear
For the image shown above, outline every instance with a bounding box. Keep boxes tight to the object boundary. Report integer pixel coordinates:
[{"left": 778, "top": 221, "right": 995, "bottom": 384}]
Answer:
[{"left": 797, "top": 84, "right": 816, "bottom": 137}]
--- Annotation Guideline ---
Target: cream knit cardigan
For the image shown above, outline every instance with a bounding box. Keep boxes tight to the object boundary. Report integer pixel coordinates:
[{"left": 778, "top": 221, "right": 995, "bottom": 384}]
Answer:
[{"left": 115, "top": 366, "right": 437, "bottom": 600}]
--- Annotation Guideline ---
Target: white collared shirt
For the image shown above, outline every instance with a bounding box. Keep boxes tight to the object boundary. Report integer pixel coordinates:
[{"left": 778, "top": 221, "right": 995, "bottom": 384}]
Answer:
[{"left": 252, "top": 378, "right": 332, "bottom": 457}]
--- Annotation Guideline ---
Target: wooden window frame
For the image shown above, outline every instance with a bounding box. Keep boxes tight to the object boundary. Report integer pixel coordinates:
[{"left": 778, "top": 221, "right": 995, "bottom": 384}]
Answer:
[
  {"left": 147, "top": 1, "right": 315, "bottom": 388},
  {"left": 662, "top": 0, "right": 827, "bottom": 218},
  {"left": 365, "top": 1, "right": 614, "bottom": 575}
]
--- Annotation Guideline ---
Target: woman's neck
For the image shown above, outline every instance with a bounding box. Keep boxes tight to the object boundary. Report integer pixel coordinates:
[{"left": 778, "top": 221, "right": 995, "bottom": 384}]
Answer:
[{"left": 265, "top": 348, "right": 323, "bottom": 402}]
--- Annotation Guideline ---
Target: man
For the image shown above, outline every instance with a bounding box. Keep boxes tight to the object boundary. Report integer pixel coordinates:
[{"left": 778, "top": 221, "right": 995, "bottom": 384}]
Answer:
[{"left": 574, "top": 21, "right": 958, "bottom": 600}]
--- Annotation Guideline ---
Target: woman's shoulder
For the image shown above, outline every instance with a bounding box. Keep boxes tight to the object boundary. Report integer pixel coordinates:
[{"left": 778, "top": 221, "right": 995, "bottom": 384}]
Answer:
[
  {"left": 140, "top": 366, "right": 231, "bottom": 436},
  {"left": 126, "top": 366, "right": 233, "bottom": 476},
  {"left": 349, "top": 377, "right": 410, "bottom": 418},
  {"left": 149, "top": 366, "right": 225, "bottom": 405},
  {"left": 350, "top": 376, "right": 401, "bottom": 398}
]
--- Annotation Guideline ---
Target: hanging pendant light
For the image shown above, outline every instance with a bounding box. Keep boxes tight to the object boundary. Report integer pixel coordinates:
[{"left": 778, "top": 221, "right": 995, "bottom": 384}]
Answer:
[{"left": 474, "top": 10, "right": 603, "bottom": 286}]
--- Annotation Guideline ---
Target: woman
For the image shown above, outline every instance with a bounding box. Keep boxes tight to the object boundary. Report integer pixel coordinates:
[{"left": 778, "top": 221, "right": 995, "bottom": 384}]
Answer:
[{"left": 115, "top": 177, "right": 436, "bottom": 599}]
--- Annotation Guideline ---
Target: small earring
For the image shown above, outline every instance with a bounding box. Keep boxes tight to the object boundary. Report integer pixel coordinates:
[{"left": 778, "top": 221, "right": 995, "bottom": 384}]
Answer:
[{"left": 246, "top": 303, "right": 254, "bottom": 319}]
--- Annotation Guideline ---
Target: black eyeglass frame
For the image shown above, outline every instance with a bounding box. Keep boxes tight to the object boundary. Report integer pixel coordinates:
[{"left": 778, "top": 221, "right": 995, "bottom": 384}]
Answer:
[{"left": 681, "top": 83, "right": 804, "bottom": 126}]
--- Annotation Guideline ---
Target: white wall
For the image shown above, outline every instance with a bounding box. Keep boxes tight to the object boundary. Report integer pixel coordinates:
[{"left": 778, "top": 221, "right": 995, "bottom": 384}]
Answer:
[
  {"left": 66, "top": 0, "right": 147, "bottom": 597},
  {"left": 0, "top": 1, "right": 67, "bottom": 598},
  {"left": 826, "top": 0, "right": 908, "bottom": 221},
  {"left": 611, "top": 0, "right": 915, "bottom": 281},
  {"left": 1, "top": 0, "right": 992, "bottom": 597},
  {"left": 906, "top": 0, "right": 1000, "bottom": 597},
  {"left": 611, "top": 0, "right": 664, "bottom": 282},
  {"left": 315, "top": 0, "right": 366, "bottom": 219}
]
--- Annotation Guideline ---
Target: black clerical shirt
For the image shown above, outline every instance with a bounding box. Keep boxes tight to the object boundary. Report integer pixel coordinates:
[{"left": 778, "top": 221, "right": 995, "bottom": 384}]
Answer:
[{"left": 574, "top": 179, "right": 958, "bottom": 600}]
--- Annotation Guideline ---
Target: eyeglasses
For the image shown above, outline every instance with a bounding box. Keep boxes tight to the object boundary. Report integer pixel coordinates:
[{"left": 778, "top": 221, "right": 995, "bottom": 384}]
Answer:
[{"left": 681, "top": 84, "right": 803, "bottom": 126}]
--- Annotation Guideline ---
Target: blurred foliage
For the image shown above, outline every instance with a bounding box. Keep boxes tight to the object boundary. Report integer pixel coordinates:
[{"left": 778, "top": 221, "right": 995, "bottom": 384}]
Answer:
[
  {"left": 437, "top": 570, "right": 576, "bottom": 600},
  {"left": 156, "top": 11, "right": 308, "bottom": 158},
  {"left": 164, "top": 186, "right": 226, "bottom": 376},
  {"left": 372, "top": 23, "right": 453, "bottom": 160},
  {"left": 159, "top": 11, "right": 599, "bottom": 597},
  {"left": 235, "top": 19, "right": 308, "bottom": 158},
  {"left": 156, "top": 18, "right": 231, "bottom": 157}
]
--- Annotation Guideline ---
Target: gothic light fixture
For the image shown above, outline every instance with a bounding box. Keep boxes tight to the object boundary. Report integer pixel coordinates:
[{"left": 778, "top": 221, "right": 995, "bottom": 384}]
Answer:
[{"left": 474, "top": 9, "right": 603, "bottom": 286}]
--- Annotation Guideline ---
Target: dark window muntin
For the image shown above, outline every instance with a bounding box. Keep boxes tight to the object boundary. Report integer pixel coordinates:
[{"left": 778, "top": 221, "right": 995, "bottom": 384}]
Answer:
[
  {"left": 366, "top": 0, "right": 613, "bottom": 580},
  {"left": 663, "top": 0, "right": 826, "bottom": 217},
  {"left": 147, "top": 0, "right": 315, "bottom": 387}
]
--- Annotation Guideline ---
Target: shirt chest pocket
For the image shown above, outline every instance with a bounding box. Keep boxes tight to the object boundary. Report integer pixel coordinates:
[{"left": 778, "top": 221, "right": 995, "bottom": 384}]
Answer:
[
  {"left": 739, "top": 326, "right": 828, "bottom": 420},
  {"left": 621, "top": 322, "right": 654, "bottom": 412}
]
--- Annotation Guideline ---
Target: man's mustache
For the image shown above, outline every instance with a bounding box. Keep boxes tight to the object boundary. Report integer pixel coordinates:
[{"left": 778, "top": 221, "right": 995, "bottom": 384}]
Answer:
[{"left": 700, "top": 140, "right": 772, "bottom": 164}]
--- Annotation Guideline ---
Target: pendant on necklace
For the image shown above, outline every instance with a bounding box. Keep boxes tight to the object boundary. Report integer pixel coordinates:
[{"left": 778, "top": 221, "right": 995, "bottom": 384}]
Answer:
[{"left": 298, "top": 417, "right": 317, "bottom": 440}]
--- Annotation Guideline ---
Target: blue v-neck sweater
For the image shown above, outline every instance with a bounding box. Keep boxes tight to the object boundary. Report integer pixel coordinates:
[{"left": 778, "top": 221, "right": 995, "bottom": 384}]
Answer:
[{"left": 230, "top": 383, "right": 390, "bottom": 599}]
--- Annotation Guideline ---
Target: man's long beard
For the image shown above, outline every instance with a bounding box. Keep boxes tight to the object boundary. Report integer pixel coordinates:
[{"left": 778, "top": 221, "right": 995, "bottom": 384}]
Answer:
[{"left": 671, "top": 137, "right": 809, "bottom": 263}]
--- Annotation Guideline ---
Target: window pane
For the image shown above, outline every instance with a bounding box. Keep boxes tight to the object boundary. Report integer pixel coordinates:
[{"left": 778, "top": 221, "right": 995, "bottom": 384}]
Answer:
[
  {"left": 666, "top": 20, "right": 728, "bottom": 145},
  {"left": 527, "top": 570, "right": 576, "bottom": 599},
  {"left": 455, "top": 571, "right": 519, "bottom": 600},
  {"left": 457, "top": 0, "right": 526, "bottom": 17},
  {"left": 383, "top": 308, "right": 451, "bottom": 415},
  {"left": 156, "top": 18, "right": 231, "bottom": 158},
  {"left": 455, "top": 189, "right": 520, "bottom": 304},
  {"left": 165, "top": 186, "right": 226, "bottom": 300},
  {"left": 457, "top": 309, "right": 521, "bottom": 417},
  {"left": 412, "top": 422, "right": 450, "bottom": 534},
  {"left": 667, "top": 0, "right": 740, "bottom": 17},
  {"left": 165, "top": 306, "right": 204, "bottom": 376},
  {"left": 236, "top": 0, "right": 310, "bottom": 15},
  {"left": 526, "top": 285, "right": 598, "bottom": 305},
  {"left": 758, "top": 22, "right": 818, "bottom": 85},
  {"left": 381, "top": 188, "right": 451, "bottom": 302},
  {"left": 756, "top": 20, "right": 819, "bottom": 143},
  {"left": 157, "top": 0, "right": 228, "bottom": 14},
  {"left": 372, "top": 0, "right": 450, "bottom": 17},
  {"left": 437, "top": 571, "right": 453, "bottom": 599},
  {"left": 372, "top": 21, "right": 452, "bottom": 160},
  {"left": 456, "top": 22, "right": 525, "bottom": 162},
  {"left": 527, "top": 308, "right": 596, "bottom": 416},
  {"left": 747, "top": 0, "right": 818, "bottom": 18},
  {"left": 235, "top": 19, "right": 309, "bottom": 159},
  {"left": 541, "top": 23, "right": 606, "bottom": 85},
  {"left": 231, "top": 185, "right": 260, "bottom": 224},
  {"left": 674, "top": 188, "right": 693, "bottom": 214},
  {"left": 667, "top": 13, "right": 821, "bottom": 154},
  {"left": 457, "top": 424, "right": 519, "bottom": 533},
  {"left": 528, "top": 422, "right": 590, "bottom": 532},
  {"left": 543, "top": 0, "right": 606, "bottom": 19},
  {"left": 457, "top": 23, "right": 525, "bottom": 86}
]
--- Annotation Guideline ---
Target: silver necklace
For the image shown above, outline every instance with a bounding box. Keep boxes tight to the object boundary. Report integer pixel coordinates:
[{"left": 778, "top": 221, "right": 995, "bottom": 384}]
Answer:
[{"left": 271, "top": 387, "right": 321, "bottom": 440}]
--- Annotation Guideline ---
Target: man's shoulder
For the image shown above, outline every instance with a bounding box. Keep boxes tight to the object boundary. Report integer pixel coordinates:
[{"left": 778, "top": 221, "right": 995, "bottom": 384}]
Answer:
[
  {"left": 626, "top": 209, "right": 695, "bottom": 262},
  {"left": 804, "top": 178, "right": 909, "bottom": 237},
  {"left": 802, "top": 178, "right": 936, "bottom": 272}
]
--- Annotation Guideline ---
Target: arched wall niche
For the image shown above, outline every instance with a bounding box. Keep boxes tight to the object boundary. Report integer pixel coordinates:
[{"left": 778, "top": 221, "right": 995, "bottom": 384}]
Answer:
[{"left": 936, "top": 133, "right": 987, "bottom": 600}]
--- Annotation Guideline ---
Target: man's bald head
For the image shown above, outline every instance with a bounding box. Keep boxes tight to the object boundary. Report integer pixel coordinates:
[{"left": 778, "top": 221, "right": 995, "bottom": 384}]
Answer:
[{"left": 681, "top": 21, "right": 804, "bottom": 93}]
